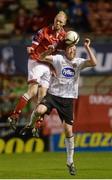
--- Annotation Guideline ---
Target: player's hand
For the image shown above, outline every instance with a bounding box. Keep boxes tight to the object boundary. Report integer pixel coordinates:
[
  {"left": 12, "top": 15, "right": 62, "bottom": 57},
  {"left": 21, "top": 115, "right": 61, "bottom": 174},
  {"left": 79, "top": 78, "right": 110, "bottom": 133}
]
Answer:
[
  {"left": 27, "top": 47, "right": 34, "bottom": 54},
  {"left": 84, "top": 38, "right": 91, "bottom": 47}
]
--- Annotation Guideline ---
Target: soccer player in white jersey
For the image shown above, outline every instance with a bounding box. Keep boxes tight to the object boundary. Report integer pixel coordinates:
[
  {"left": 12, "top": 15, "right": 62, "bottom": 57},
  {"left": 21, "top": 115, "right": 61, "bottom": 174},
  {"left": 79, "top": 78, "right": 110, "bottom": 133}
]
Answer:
[{"left": 25, "top": 38, "right": 97, "bottom": 175}]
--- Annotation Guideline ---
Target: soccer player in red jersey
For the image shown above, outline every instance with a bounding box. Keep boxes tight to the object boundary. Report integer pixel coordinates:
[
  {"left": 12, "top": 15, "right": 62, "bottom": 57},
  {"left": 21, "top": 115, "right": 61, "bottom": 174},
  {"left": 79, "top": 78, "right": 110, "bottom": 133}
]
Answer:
[{"left": 8, "top": 11, "right": 67, "bottom": 130}]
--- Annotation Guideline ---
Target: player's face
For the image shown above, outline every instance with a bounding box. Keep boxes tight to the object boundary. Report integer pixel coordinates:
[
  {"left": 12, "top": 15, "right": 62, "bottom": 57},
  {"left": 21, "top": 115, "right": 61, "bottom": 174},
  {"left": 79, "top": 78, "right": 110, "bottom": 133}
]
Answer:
[
  {"left": 54, "top": 14, "right": 66, "bottom": 30},
  {"left": 66, "top": 45, "right": 76, "bottom": 60}
]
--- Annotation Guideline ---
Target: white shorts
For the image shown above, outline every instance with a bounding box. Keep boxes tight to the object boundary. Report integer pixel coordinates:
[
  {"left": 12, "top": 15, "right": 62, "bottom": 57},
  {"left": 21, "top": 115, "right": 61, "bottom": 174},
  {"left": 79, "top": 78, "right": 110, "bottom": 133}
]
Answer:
[{"left": 28, "top": 59, "right": 51, "bottom": 88}]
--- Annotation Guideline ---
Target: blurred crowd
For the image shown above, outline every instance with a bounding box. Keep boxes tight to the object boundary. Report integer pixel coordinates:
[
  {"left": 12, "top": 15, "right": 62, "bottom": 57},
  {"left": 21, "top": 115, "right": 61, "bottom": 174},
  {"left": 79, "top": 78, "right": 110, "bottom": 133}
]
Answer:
[
  {"left": 0, "top": 0, "right": 112, "bottom": 39},
  {"left": 0, "top": 75, "right": 33, "bottom": 124}
]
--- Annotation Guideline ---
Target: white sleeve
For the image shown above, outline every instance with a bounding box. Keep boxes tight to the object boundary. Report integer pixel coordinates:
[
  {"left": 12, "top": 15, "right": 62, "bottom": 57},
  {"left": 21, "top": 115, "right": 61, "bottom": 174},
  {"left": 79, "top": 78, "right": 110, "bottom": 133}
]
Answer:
[
  {"left": 77, "top": 58, "right": 87, "bottom": 69},
  {"left": 52, "top": 54, "right": 63, "bottom": 68}
]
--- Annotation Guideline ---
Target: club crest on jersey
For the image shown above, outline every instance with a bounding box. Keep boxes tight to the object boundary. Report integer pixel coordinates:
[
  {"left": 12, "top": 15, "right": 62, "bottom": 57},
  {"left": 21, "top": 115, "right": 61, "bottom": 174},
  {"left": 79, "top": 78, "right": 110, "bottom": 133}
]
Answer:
[{"left": 62, "top": 67, "right": 75, "bottom": 78}]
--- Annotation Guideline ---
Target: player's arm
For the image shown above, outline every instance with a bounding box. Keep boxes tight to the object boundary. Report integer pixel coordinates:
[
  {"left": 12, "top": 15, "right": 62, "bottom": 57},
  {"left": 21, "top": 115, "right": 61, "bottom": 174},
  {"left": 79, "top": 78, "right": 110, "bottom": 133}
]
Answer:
[
  {"left": 40, "top": 55, "right": 53, "bottom": 64},
  {"left": 82, "top": 38, "right": 97, "bottom": 68},
  {"left": 27, "top": 28, "right": 44, "bottom": 54}
]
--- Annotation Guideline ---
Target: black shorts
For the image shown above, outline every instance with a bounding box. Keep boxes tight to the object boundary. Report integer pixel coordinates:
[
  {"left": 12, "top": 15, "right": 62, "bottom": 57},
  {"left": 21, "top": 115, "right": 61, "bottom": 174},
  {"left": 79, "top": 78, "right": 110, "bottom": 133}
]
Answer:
[{"left": 40, "top": 93, "right": 74, "bottom": 125}]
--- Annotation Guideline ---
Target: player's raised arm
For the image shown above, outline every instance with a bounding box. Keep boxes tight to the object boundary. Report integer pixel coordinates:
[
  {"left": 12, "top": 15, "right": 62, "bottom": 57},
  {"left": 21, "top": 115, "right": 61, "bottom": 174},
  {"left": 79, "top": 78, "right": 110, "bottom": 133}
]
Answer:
[{"left": 83, "top": 38, "right": 97, "bottom": 68}]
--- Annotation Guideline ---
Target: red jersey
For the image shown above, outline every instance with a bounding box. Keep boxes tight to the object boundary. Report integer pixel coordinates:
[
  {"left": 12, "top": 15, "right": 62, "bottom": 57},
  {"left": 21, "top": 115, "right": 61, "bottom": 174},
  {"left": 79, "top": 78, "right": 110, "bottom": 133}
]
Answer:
[{"left": 29, "top": 25, "right": 66, "bottom": 61}]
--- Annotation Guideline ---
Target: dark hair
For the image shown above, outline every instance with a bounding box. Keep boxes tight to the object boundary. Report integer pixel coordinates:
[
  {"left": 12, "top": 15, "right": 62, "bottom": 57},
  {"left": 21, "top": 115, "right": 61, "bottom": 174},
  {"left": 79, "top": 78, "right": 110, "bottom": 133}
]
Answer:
[{"left": 65, "top": 42, "right": 76, "bottom": 49}]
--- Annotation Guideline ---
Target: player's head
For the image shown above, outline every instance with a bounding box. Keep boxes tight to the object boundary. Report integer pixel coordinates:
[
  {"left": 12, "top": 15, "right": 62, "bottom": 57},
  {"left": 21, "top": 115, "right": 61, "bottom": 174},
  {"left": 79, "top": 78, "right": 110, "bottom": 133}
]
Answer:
[
  {"left": 54, "top": 11, "right": 67, "bottom": 30},
  {"left": 65, "top": 44, "right": 76, "bottom": 60}
]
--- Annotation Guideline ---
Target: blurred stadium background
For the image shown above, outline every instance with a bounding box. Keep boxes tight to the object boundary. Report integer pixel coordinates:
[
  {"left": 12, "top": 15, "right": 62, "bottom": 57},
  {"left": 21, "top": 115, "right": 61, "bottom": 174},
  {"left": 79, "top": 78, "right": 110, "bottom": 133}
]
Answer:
[{"left": 0, "top": 0, "right": 112, "bottom": 178}]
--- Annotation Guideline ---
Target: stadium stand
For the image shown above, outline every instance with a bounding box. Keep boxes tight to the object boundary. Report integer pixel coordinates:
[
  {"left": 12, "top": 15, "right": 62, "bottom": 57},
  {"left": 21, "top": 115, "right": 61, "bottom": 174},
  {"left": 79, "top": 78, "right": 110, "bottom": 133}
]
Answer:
[{"left": 0, "top": 0, "right": 112, "bottom": 40}]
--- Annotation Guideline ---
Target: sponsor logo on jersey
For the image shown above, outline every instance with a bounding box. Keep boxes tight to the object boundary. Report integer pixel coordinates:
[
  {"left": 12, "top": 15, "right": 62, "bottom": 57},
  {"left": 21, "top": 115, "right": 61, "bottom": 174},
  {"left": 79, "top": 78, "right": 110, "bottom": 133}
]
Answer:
[{"left": 62, "top": 67, "right": 75, "bottom": 78}]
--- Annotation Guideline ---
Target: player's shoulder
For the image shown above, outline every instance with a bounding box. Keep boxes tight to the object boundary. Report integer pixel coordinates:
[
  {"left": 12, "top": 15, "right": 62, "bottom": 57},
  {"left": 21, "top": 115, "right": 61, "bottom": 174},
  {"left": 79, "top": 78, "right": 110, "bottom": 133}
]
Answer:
[
  {"left": 44, "top": 25, "right": 51, "bottom": 31},
  {"left": 55, "top": 54, "right": 63, "bottom": 59},
  {"left": 74, "top": 57, "right": 86, "bottom": 62},
  {"left": 53, "top": 54, "right": 64, "bottom": 62},
  {"left": 42, "top": 25, "right": 53, "bottom": 36},
  {"left": 35, "top": 26, "right": 49, "bottom": 34},
  {"left": 72, "top": 57, "right": 87, "bottom": 67}
]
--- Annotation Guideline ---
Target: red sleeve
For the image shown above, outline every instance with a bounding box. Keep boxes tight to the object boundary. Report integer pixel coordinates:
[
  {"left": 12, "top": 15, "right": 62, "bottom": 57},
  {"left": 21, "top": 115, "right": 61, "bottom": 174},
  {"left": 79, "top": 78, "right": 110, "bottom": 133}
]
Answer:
[{"left": 32, "top": 28, "right": 45, "bottom": 45}]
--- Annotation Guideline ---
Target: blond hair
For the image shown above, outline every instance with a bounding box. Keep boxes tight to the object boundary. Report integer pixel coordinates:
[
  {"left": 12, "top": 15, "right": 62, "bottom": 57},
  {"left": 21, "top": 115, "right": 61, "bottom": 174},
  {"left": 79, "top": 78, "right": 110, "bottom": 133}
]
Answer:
[
  {"left": 57, "top": 11, "right": 68, "bottom": 20},
  {"left": 55, "top": 11, "right": 68, "bottom": 26}
]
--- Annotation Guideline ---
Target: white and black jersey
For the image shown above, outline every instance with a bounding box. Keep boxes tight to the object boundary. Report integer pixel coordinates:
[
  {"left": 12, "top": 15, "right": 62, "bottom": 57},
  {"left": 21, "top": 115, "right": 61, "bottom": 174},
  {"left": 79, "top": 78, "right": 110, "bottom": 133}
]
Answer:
[{"left": 48, "top": 54, "right": 87, "bottom": 98}]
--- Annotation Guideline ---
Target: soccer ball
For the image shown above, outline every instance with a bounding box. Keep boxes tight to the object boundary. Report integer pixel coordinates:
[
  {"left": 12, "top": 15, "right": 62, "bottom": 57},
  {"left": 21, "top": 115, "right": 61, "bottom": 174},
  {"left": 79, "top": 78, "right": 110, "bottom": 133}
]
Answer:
[{"left": 65, "top": 31, "right": 80, "bottom": 45}]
